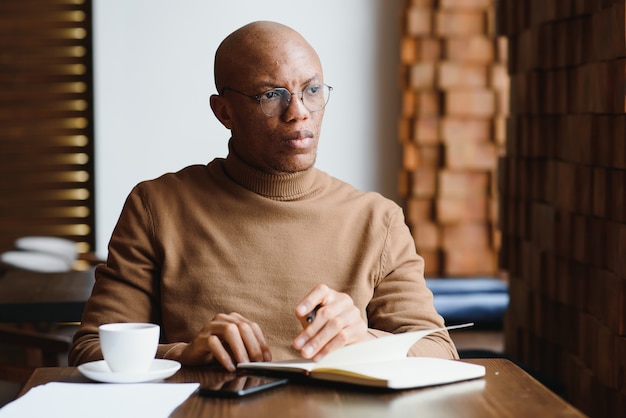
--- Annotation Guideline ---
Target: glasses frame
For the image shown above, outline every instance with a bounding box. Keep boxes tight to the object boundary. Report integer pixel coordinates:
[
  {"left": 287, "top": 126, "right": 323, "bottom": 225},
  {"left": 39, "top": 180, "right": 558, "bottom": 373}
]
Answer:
[{"left": 220, "top": 84, "right": 333, "bottom": 117}]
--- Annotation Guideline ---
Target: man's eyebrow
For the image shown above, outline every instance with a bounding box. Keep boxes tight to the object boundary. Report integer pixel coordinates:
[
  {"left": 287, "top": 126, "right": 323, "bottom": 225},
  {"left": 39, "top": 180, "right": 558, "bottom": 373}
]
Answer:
[
  {"left": 303, "top": 76, "right": 324, "bottom": 86},
  {"left": 301, "top": 76, "right": 321, "bottom": 86},
  {"left": 254, "top": 76, "right": 322, "bottom": 91}
]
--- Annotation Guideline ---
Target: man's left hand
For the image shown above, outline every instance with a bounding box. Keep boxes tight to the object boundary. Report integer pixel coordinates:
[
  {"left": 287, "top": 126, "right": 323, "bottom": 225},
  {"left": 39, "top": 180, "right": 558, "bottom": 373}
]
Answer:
[{"left": 293, "top": 284, "right": 372, "bottom": 360}]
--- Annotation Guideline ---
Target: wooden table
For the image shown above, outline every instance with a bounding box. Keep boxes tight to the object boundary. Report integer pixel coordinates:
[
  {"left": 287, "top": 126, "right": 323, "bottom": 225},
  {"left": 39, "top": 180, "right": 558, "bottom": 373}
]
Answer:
[
  {"left": 0, "top": 268, "right": 95, "bottom": 322},
  {"left": 16, "top": 359, "right": 585, "bottom": 417}
]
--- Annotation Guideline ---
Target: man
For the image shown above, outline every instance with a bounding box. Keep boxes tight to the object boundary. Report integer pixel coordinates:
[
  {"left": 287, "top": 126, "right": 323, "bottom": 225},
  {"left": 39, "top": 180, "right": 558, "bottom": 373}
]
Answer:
[{"left": 69, "top": 21, "right": 458, "bottom": 372}]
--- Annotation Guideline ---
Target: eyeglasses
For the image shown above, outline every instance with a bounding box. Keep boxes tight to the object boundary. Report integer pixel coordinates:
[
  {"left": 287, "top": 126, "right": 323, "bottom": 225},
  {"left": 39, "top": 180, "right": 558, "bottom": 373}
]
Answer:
[{"left": 221, "top": 83, "right": 333, "bottom": 117}]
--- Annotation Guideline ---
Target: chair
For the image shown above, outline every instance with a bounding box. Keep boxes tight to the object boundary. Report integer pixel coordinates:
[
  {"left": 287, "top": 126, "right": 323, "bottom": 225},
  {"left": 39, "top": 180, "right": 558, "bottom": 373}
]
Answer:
[
  {"left": 0, "top": 237, "right": 102, "bottom": 385},
  {"left": 0, "top": 324, "right": 74, "bottom": 384},
  {"left": 426, "top": 277, "right": 509, "bottom": 328},
  {"left": 426, "top": 277, "right": 509, "bottom": 358}
]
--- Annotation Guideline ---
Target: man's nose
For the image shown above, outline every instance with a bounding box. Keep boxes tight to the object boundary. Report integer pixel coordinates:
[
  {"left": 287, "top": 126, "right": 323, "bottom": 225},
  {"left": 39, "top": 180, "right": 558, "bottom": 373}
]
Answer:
[{"left": 282, "top": 92, "right": 309, "bottom": 120}]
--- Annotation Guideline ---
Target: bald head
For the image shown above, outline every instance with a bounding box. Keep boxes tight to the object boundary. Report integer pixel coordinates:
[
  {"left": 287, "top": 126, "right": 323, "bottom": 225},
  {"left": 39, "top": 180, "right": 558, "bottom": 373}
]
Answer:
[
  {"left": 209, "top": 21, "right": 327, "bottom": 174},
  {"left": 213, "top": 21, "right": 322, "bottom": 92}
]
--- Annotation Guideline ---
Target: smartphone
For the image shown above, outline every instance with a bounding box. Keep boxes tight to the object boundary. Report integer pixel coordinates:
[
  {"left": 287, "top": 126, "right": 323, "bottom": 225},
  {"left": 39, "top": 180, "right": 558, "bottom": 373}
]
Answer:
[{"left": 198, "top": 374, "right": 288, "bottom": 398}]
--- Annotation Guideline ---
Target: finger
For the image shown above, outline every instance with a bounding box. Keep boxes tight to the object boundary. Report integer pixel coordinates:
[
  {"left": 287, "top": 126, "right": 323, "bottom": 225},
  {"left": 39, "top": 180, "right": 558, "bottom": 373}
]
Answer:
[
  {"left": 220, "top": 322, "right": 250, "bottom": 364},
  {"left": 293, "top": 304, "right": 327, "bottom": 350},
  {"left": 311, "top": 332, "right": 350, "bottom": 362},
  {"left": 297, "top": 298, "right": 367, "bottom": 359},
  {"left": 236, "top": 321, "right": 265, "bottom": 362},
  {"left": 294, "top": 290, "right": 347, "bottom": 349},
  {"left": 299, "top": 313, "right": 348, "bottom": 359},
  {"left": 248, "top": 320, "right": 273, "bottom": 361},
  {"left": 181, "top": 313, "right": 269, "bottom": 368},
  {"left": 312, "top": 325, "right": 358, "bottom": 361},
  {"left": 230, "top": 313, "right": 272, "bottom": 362},
  {"left": 293, "top": 294, "right": 339, "bottom": 351},
  {"left": 295, "top": 284, "right": 330, "bottom": 319},
  {"left": 207, "top": 334, "right": 236, "bottom": 372}
]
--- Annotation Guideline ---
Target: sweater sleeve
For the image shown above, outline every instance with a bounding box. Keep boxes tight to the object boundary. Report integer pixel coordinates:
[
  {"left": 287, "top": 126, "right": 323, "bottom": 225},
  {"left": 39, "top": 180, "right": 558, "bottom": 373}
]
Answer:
[
  {"left": 366, "top": 205, "right": 459, "bottom": 360},
  {"left": 68, "top": 184, "right": 173, "bottom": 366}
]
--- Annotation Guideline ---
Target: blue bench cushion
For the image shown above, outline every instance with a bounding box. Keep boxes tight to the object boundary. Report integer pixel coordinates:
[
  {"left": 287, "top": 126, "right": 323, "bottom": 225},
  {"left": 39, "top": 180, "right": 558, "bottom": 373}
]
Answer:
[
  {"left": 426, "top": 278, "right": 508, "bottom": 295},
  {"left": 426, "top": 278, "right": 509, "bottom": 326}
]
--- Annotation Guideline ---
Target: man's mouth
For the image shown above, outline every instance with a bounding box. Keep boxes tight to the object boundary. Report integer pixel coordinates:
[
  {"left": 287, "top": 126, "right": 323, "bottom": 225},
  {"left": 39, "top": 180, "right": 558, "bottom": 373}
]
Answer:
[{"left": 284, "top": 131, "right": 314, "bottom": 148}]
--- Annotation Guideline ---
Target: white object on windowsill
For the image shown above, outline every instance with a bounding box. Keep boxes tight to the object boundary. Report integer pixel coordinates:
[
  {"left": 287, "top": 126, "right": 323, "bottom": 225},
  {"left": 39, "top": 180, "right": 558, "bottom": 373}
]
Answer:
[
  {"left": 15, "top": 236, "right": 78, "bottom": 265},
  {"left": 0, "top": 251, "right": 72, "bottom": 273}
]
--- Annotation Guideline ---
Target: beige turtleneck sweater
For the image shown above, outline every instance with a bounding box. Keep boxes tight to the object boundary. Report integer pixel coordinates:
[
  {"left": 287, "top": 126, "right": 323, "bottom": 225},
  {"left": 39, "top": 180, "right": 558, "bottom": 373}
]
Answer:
[{"left": 69, "top": 150, "right": 458, "bottom": 366}]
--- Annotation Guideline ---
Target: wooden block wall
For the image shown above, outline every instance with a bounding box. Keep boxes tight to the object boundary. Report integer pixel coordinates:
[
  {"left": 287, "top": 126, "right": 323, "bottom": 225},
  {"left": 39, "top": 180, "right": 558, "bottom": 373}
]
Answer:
[
  {"left": 498, "top": 1, "right": 626, "bottom": 416},
  {"left": 399, "top": 0, "right": 507, "bottom": 277}
]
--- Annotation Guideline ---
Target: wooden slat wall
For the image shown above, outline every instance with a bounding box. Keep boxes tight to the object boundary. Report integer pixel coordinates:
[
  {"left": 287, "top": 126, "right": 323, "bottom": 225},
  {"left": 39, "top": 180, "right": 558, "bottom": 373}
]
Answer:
[
  {"left": 399, "top": 0, "right": 507, "bottom": 277},
  {"left": 0, "top": 0, "right": 95, "bottom": 255},
  {"left": 498, "top": 0, "right": 626, "bottom": 416}
]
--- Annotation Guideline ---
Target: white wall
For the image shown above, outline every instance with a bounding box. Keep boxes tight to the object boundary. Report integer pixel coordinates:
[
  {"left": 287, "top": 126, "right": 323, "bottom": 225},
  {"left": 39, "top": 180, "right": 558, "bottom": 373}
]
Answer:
[{"left": 94, "top": 0, "right": 403, "bottom": 256}]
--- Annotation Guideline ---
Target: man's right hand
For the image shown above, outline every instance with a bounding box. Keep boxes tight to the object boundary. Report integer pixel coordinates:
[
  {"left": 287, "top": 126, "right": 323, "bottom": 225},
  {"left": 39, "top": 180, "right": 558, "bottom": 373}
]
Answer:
[{"left": 167, "top": 312, "right": 272, "bottom": 372}]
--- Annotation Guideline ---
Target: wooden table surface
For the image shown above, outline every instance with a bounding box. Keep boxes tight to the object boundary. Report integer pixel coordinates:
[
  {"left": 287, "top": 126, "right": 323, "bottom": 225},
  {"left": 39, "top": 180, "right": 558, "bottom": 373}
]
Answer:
[
  {"left": 0, "top": 268, "right": 95, "bottom": 322},
  {"left": 17, "top": 358, "right": 586, "bottom": 417}
]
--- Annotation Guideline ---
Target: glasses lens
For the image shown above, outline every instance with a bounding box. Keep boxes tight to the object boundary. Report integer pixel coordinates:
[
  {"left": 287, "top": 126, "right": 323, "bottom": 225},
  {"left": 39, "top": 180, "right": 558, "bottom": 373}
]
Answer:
[
  {"left": 259, "top": 88, "right": 290, "bottom": 116},
  {"left": 303, "top": 84, "right": 331, "bottom": 112}
]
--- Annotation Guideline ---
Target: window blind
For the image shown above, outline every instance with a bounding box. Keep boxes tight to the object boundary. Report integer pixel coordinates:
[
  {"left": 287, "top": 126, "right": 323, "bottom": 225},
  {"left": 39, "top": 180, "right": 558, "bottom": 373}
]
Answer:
[{"left": 0, "top": 0, "right": 95, "bottom": 258}]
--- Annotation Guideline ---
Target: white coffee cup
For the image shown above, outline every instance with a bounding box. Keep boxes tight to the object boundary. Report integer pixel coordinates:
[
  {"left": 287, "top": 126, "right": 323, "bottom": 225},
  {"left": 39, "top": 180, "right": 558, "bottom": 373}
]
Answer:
[{"left": 99, "top": 323, "right": 160, "bottom": 373}]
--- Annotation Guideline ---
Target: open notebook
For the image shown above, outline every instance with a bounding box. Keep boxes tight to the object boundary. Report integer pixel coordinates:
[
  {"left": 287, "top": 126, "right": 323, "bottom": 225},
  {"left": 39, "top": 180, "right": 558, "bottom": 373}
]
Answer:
[{"left": 238, "top": 323, "right": 485, "bottom": 389}]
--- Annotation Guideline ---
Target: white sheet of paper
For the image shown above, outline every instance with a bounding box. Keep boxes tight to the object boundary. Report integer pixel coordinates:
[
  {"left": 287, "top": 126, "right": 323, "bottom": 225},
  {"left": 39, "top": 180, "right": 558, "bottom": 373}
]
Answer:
[{"left": 0, "top": 382, "right": 199, "bottom": 418}]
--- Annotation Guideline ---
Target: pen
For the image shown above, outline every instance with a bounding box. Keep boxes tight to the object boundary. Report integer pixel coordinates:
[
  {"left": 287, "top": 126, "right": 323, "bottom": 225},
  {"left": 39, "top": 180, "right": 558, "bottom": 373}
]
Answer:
[{"left": 306, "top": 304, "right": 321, "bottom": 323}]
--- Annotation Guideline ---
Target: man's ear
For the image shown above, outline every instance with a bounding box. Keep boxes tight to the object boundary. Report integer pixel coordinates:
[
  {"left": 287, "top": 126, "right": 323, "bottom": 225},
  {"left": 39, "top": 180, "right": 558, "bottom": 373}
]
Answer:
[{"left": 210, "top": 94, "right": 233, "bottom": 130}]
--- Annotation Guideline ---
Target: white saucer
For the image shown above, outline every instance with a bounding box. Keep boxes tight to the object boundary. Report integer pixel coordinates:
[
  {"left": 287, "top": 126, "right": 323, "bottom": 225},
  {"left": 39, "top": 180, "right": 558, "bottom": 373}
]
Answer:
[{"left": 78, "top": 359, "right": 181, "bottom": 383}]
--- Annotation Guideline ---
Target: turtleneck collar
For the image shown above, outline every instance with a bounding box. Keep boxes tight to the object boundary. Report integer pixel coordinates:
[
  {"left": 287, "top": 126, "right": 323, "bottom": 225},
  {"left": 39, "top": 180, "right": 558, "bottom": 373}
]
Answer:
[{"left": 222, "top": 141, "right": 326, "bottom": 201}]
